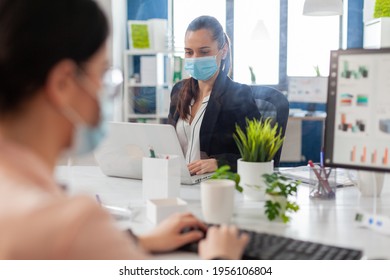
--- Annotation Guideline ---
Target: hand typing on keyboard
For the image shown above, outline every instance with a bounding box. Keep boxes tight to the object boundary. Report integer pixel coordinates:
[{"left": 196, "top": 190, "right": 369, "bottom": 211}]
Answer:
[
  {"left": 138, "top": 213, "right": 248, "bottom": 259},
  {"left": 138, "top": 212, "right": 207, "bottom": 253},
  {"left": 198, "top": 225, "right": 249, "bottom": 260},
  {"left": 179, "top": 225, "right": 363, "bottom": 260}
]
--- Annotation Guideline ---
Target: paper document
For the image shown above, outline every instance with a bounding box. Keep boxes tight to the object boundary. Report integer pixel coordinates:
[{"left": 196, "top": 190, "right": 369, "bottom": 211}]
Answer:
[
  {"left": 128, "top": 20, "right": 151, "bottom": 49},
  {"left": 277, "top": 166, "right": 355, "bottom": 187}
]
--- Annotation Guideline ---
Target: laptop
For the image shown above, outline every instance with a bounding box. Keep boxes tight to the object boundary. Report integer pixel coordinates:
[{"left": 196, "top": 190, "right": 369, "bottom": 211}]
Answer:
[{"left": 94, "top": 122, "right": 213, "bottom": 185}]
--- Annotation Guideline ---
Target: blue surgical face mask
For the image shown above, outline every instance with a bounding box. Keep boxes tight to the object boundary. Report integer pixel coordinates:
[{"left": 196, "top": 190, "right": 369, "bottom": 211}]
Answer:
[
  {"left": 70, "top": 94, "right": 110, "bottom": 156},
  {"left": 184, "top": 55, "right": 219, "bottom": 81},
  {"left": 64, "top": 68, "right": 122, "bottom": 156}
]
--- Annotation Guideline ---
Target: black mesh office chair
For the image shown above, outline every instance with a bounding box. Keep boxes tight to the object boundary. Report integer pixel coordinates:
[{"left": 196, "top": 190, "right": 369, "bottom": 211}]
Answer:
[{"left": 250, "top": 85, "right": 289, "bottom": 167}]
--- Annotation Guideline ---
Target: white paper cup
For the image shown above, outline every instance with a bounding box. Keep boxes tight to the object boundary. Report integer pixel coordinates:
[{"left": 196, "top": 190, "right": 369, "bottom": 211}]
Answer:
[{"left": 201, "top": 179, "right": 235, "bottom": 224}]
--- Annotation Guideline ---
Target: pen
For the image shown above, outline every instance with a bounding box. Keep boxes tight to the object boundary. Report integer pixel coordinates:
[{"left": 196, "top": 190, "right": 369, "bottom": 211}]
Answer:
[
  {"left": 308, "top": 160, "right": 333, "bottom": 194},
  {"left": 95, "top": 194, "right": 102, "bottom": 205},
  {"left": 319, "top": 148, "right": 328, "bottom": 190},
  {"left": 149, "top": 146, "right": 156, "bottom": 158}
]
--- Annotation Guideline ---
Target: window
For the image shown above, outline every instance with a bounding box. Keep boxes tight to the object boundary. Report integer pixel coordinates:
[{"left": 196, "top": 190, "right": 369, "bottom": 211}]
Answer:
[
  {"left": 172, "top": 0, "right": 341, "bottom": 87},
  {"left": 173, "top": 0, "right": 226, "bottom": 52},
  {"left": 287, "top": 0, "right": 340, "bottom": 77},
  {"left": 234, "top": 0, "right": 280, "bottom": 85}
]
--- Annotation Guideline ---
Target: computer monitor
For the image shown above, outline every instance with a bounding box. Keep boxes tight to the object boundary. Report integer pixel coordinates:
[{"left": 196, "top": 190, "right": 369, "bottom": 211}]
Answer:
[
  {"left": 324, "top": 48, "right": 390, "bottom": 172},
  {"left": 288, "top": 76, "right": 328, "bottom": 104},
  {"left": 288, "top": 76, "right": 328, "bottom": 113}
]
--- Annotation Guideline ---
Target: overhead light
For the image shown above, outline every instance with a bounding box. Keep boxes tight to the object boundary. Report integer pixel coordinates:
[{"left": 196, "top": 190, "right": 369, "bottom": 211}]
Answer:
[{"left": 303, "top": 0, "right": 343, "bottom": 16}]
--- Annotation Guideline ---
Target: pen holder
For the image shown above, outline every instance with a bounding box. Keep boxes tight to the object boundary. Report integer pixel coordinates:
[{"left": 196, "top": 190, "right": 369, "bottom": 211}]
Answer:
[
  {"left": 309, "top": 165, "right": 337, "bottom": 200},
  {"left": 142, "top": 155, "right": 180, "bottom": 200}
]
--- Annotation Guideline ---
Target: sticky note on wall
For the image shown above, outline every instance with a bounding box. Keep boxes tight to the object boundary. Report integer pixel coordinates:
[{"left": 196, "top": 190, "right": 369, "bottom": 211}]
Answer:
[
  {"left": 128, "top": 21, "right": 151, "bottom": 49},
  {"left": 128, "top": 19, "right": 168, "bottom": 51}
]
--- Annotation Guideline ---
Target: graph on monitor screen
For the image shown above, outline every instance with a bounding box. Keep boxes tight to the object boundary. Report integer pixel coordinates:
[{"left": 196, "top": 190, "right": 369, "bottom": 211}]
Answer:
[{"left": 325, "top": 48, "right": 390, "bottom": 172}]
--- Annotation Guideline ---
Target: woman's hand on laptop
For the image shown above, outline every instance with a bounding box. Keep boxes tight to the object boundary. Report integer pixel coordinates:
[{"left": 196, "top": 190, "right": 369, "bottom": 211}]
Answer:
[
  {"left": 199, "top": 225, "right": 249, "bottom": 260},
  {"left": 188, "top": 159, "right": 218, "bottom": 175},
  {"left": 138, "top": 212, "right": 207, "bottom": 253}
]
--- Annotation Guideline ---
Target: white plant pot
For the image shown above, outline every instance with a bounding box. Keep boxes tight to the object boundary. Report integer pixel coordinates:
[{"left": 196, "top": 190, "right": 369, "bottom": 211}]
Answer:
[{"left": 237, "top": 159, "right": 274, "bottom": 201}]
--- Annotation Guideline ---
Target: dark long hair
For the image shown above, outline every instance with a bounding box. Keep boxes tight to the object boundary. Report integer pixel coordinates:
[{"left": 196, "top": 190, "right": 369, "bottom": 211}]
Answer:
[
  {"left": 177, "top": 15, "right": 232, "bottom": 119},
  {"left": 0, "top": 0, "right": 109, "bottom": 116}
]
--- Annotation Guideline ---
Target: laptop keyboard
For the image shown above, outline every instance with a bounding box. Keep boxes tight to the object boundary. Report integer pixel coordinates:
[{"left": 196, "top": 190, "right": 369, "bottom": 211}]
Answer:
[{"left": 178, "top": 226, "right": 363, "bottom": 260}]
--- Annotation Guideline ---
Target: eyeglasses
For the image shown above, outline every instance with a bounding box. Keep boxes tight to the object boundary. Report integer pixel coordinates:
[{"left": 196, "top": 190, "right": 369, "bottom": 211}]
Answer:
[
  {"left": 102, "top": 67, "right": 123, "bottom": 99},
  {"left": 76, "top": 66, "right": 124, "bottom": 100}
]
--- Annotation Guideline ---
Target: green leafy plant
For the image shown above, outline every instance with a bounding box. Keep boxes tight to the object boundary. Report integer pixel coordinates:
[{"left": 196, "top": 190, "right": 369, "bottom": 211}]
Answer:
[
  {"left": 210, "top": 165, "right": 243, "bottom": 192},
  {"left": 249, "top": 66, "right": 256, "bottom": 84},
  {"left": 313, "top": 65, "right": 321, "bottom": 77},
  {"left": 233, "top": 118, "right": 284, "bottom": 162},
  {"left": 374, "top": 0, "right": 390, "bottom": 18},
  {"left": 263, "top": 173, "right": 300, "bottom": 223}
]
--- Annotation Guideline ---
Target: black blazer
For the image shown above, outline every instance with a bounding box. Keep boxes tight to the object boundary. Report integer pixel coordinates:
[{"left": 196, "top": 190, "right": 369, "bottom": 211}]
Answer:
[{"left": 168, "top": 72, "right": 261, "bottom": 171}]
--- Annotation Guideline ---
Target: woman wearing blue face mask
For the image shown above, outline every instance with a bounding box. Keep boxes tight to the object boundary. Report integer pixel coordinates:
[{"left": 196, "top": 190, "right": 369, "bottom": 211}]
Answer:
[
  {"left": 169, "top": 15, "right": 261, "bottom": 175},
  {"left": 0, "top": 0, "right": 248, "bottom": 259}
]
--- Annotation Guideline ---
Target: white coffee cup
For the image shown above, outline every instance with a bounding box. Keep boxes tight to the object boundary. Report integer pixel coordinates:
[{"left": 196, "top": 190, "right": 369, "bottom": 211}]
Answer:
[
  {"left": 201, "top": 179, "right": 235, "bottom": 224},
  {"left": 355, "top": 170, "right": 385, "bottom": 197}
]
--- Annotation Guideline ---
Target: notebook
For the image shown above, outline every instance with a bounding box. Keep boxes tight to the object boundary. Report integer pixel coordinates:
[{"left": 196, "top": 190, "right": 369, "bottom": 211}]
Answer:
[{"left": 94, "top": 122, "right": 213, "bottom": 185}]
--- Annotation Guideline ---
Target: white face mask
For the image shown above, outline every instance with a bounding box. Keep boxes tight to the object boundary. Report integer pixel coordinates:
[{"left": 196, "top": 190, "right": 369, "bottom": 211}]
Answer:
[{"left": 63, "top": 68, "right": 123, "bottom": 156}]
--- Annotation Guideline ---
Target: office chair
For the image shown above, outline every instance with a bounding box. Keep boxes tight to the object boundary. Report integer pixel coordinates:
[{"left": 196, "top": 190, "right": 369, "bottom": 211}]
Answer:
[{"left": 250, "top": 85, "right": 289, "bottom": 167}]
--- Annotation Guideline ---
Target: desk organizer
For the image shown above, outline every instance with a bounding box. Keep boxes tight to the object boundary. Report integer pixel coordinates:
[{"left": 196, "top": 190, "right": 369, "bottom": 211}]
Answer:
[
  {"left": 146, "top": 198, "right": 187, "bottom": 224},
  {"left": 309, "top": 165, "right": 336, "bottom": 200},
  {"left": 142, "top": 155, "right": 180, "bottom": 199}
]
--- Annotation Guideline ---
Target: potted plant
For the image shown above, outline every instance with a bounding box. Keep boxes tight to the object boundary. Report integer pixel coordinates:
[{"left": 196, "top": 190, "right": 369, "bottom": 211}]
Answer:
[
  {"left": 263, "top": 173, "right": 300, "bottom": 223},
  {"left": 210, "top": 165, "right": 243, "bottom": 193},
  {"left": 374, "top": 0, "right": 390, "bottom": 18},
  {"left": 233, "top": 117, "right": 284, "bottom": 201}
]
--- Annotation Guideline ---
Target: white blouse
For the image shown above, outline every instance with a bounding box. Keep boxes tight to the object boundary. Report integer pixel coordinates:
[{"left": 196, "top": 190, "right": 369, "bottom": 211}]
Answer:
[{"left": 176, "top": 95, "right": 210, "bottom": 164}]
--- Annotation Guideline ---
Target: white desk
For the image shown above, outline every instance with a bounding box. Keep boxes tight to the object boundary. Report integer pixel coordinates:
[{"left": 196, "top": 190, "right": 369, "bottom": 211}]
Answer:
[{"left": 55, "top": 166, "right": 390, "bottom": 260}]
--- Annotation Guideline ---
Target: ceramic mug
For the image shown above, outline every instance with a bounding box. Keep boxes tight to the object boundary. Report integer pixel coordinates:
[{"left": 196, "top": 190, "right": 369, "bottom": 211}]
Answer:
[{"left": 201, "top": 179, "right": 235, "bottom": 224}]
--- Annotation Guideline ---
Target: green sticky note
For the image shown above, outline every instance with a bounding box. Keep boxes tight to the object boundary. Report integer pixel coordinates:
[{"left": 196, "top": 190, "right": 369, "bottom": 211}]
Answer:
[{"left": 131, "top": 24, "right": 150, "bottom": 49}]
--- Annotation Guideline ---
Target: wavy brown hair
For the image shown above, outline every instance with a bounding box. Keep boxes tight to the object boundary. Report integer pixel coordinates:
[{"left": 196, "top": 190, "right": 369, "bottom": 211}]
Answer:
[{"left": 177, "top": 15, "right": 232, "bottom": 120}]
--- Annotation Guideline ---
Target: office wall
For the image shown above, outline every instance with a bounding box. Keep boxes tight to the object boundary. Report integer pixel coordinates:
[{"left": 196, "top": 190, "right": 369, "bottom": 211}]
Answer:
[
  {"left": 347, "top": 0, "right": 364, "bottom": 48},
  {"left": 127, "top": 0, "right": 168, "bottom": 20},
  {"left": 95, "top": 0, "right": 127, "bottom": 70},
  {"left": 364, "top": 0, "right": 376, "bottom": 22},
  {"left": 94, "top": 0, "right": 127, "bottom": 123},
  {"left": 95, "top": 0, "right": 114, "bottom": 65}
]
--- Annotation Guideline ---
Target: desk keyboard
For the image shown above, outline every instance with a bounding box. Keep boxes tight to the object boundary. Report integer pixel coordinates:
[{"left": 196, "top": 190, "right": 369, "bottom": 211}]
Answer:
[{"left": 179, "top": 227, "right": 363, "bottom": 260}]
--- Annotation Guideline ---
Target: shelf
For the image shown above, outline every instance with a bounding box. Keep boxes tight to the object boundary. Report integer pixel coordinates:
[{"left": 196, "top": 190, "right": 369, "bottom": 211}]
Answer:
[
  {"left": 364, "top": 17, "right": 390, "bottom": 49},
  {"left": 123, "top": 50, "right": 178, "bottom": 123},
  {"left": 128, "top": 114, "right": 168, "bottom": 119},
  {"left": 127, "top": 82, "right": 170, "bottom": 87},
  {"left": 124, "top": 50, "right": 175, "bottom": 56}
]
